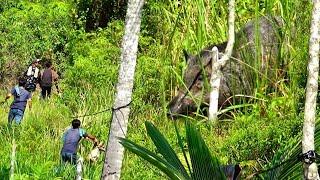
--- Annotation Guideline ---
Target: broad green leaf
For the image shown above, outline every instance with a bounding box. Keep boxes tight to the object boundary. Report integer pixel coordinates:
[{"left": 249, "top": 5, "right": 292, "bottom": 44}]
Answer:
[
  {"left": 145, "top": 121, "right": 190, "bottom": 179},
  {"left": 185, "top": 121, "right": 226, "bottom": 180},
  {"left": 119, "top": 137, "right": 187, "bottom": 180}
]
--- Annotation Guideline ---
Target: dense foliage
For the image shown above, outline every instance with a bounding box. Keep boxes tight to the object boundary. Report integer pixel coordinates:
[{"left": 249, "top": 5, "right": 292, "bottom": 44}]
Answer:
[{"left": 0, "top": 0, "right": 314, "bottom": 179}]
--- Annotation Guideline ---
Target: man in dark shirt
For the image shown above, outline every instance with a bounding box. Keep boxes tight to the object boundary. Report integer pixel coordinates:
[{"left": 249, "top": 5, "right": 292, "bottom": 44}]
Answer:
[
  {"left": 40, "top": 61, "right": 59, "bottom": 99},
  {"left": 61, "top": 119, "right": 99, "bottom": 164},
  {"left": 4, "top": 77, "right": 32, "bottom": 124}
]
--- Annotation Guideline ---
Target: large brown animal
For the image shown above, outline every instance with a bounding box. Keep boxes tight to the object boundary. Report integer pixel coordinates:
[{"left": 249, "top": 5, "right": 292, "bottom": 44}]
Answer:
[{"left": 168, "top": 16, "right": 284, "bottom": 117}]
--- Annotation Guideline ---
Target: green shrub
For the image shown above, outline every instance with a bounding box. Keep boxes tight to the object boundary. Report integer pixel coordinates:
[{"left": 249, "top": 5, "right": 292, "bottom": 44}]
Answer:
[{"left": 0, "top": 1, "right": 75, "bottom": 86}]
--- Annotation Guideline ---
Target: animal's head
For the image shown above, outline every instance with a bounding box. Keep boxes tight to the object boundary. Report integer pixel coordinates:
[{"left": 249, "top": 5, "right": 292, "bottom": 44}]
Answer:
[
  {"left": 168, "top": 43, "right": 227, "bottom": 118},
  {"left": 168, "top": 49, "right": 214, "bottom": 118}
]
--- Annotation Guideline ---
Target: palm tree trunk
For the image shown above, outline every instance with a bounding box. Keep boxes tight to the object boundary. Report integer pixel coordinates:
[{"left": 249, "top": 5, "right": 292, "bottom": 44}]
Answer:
[
  {"left": 101, "top": 0, "right": 144, "bottom": 179},
  {"left": 302, "top": 0, "right": 320, "bottom": 179}
]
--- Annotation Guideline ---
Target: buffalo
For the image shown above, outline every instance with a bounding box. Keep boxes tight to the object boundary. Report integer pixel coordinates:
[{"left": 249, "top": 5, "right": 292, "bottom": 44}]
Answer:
[{"left": 168, "top": 16, "right": 284, "bottom": 118}]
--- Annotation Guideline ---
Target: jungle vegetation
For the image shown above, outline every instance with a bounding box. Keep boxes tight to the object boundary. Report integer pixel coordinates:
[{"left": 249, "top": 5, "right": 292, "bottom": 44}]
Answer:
[{"left": 0, "top": 0, "right": 314, "bottom": 179}]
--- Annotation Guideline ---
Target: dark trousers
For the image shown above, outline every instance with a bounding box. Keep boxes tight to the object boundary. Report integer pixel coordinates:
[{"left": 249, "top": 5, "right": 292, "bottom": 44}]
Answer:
[
  {"left": 61, "top": 152, "right": 77, "bottom": 165},
  {"left": 41, "top": 86, "right": 52, "bottom": 99}
]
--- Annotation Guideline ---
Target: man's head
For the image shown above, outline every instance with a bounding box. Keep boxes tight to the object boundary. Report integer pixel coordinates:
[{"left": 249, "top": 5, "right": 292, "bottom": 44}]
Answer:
[
  {"left": 32, "top": 59, "right": 41, "bottom": 67},
  {"left": 45, "top": 61, "right": 52, "bottom": 68},
  {"left": 18, "top": 77, "right": 26, "bottom": 87},
  {"left": 72, "top": 119, "right": 81, "bottom": 129}
]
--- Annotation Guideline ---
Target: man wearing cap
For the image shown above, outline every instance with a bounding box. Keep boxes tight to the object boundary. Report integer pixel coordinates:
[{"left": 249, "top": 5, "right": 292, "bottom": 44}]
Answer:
[{"left": 25, "top": 59, "right": 41, "bottom": 92}]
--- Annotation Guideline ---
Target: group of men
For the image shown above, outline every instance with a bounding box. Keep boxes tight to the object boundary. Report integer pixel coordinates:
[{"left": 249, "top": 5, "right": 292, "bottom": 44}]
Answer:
[
  {"left": 3, "top": 59, "right": 59, "bottom": 124},
  {"left": 25, "top": 59, "right": 60, "bottom": 98},
  {"left": 1, "top": 59, "right": 99, "bottom": 166}
]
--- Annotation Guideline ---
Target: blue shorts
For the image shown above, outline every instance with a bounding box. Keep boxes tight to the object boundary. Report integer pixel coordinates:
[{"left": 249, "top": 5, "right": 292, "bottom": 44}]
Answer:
[{"left": 8, "top": 108, "right": 24, "bottom": 124}]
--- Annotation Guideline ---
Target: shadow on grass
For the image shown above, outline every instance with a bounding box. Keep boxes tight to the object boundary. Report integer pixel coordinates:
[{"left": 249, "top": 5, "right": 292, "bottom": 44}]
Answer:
[{"left": 0, "top": 166, "right": 9, "bottom": 180}]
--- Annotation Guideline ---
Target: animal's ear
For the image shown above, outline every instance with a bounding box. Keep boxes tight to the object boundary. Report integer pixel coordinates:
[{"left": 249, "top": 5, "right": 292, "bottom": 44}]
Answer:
[{"left": 183, "top": 49, "right": 190, "bottom": 62}]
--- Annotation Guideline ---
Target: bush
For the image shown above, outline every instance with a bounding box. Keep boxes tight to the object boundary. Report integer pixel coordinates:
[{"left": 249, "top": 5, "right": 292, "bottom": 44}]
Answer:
[
  {"left": 0, "top": 1, "right": 75, "bottom": 86},
  {"left": 62, "top": 23, "right": 123, "bottom": 113}
]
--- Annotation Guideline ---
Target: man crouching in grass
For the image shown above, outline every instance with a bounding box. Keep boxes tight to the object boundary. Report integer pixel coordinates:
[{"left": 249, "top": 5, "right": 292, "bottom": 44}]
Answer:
[
  {"left": 61, "top": 119, "right": 99, "bottom": 165},
  {"left": 3, "top": 77, "right": 32, "bottom": 125}
]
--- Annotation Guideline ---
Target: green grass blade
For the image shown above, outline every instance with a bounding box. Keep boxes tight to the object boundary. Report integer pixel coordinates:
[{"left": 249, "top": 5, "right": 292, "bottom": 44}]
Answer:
[
  {"left": 145, "top": 121, "right": 191, "bottom": 179},
  {"left": 174, "top": 120, "right": 192, "bottom": 175},
  {"left": 119, "top": 137, "right": 186, "bottom": 180},
  {"left": 185, "top": 121, "right": 226, "bottom": 180}
]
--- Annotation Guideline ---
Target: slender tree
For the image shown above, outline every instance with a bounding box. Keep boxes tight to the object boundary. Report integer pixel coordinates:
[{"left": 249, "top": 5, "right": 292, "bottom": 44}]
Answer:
[
  {"left": 302, "top": 0, "right": 320, "bottom": 179},
  {"left": 209, "top": 0, "right": 235, "bottom": 121},
  {"left": 101, "top": 0, "right": 144, "bottom": 179},
  {"left": 208, "top": 47, "right": 220, "bottom": 120}
]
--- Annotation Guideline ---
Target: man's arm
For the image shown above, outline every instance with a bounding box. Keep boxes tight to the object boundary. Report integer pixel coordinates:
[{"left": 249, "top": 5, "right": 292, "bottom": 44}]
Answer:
[
  {"left": 0, "top": 93, "right": 11, "bottom": 104},
  {"left": 52, "top": 69, "right": 59, "bottom": 82},
  {"left": 27, "top": 99, "right": 32, "bottom": 109},
  {"left": 85, "top": 133, "right": 99, "bottom": 145},
  {"left": 80, "top": 128, "right": 99, "bottom": 145},
  {"left": 52, "top": 70, "right": 60, "bottom": 93},
  {"left": 5, "top": 93, "right": 11, "bottom": 100}
]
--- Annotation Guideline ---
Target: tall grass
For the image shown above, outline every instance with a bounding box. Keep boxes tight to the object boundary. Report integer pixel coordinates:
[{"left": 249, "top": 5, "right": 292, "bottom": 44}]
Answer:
[{"left": 0, "top": 92, "right": 111, "bottom": 179}]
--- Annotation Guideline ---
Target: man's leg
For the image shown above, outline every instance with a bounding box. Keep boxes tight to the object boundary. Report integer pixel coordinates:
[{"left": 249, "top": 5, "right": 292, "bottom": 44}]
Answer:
[
  {"left": 70, "top": 153, "right": 77, "bottom": 165},
  {"left": 43, "top": 86, "right": 51, "bottom": 98},
  {"left": 61, "top": 152, "right": 69, "bottom": 164},
  {"left": 46, "top": 86, "right": 52, "bottom": 98},
  {"left": 8, "top": 109, "right": 15, "bottom": 124},
  {"left": 47, "top": 86, "right": 52, "bottom": 98},
  {"left": 61, "top": 152, "right": 77, "bottom": 165},
  {"left": 41, "top": 86, "right": 46, "bottom": 99},
  {"left": 13, "top": 109, "right": 24, "bottom": 124}
]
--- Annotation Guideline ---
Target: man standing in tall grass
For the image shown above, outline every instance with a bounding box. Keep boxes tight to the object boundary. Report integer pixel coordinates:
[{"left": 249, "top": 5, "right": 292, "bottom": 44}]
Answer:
[
  {"left": 40, "top": 61, "right": 59, "bottom": 99},
  {"left": 61, "top": 119, "right": 99, "bottom": 165},
  {"left": 3, "top": 77, "right": 32, "bottom": 124}
]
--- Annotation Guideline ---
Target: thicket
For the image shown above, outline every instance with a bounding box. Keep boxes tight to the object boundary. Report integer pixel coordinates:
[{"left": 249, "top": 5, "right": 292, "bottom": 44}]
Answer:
[{"left": 0, "top": 0, "right": 314, "bottom": 179}]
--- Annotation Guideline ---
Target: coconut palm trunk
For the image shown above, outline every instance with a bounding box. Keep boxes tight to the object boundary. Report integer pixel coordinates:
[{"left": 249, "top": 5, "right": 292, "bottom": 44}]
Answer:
[
  {"left": 101, "top": 0, "right": 144, "bottom": 179},
  {"left": 302, "top": 0, "right": 320, "bottom": 179}
]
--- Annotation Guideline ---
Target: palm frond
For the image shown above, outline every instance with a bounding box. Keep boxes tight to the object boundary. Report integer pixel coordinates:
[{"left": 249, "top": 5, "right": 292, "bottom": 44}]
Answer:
[
  {"left": 185, "top": 121, "right": 226, "bottom": 180},
  {"left": 174, "top": 121, "right": 193, "bottom": 174},
  {"left": 119, "top": 137, "right": 187, "bottom": 180},
  {"left": 145, "top": 121, "right": 190, "bottom": 178},
  {"left": 120, "top": 121, "right": 229, "bottom": 179}
]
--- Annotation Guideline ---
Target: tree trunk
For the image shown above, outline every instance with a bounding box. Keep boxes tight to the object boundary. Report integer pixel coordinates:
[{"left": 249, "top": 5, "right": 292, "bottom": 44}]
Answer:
[
  {"left": 208, "top": 0, "right": 235, "bottom": 121},
  {"left": 101, "top": 0, "right": 144, "bottom": 179},
  {"left": 302, "top": 0, "right": 320, "bottom": 179},
  {"left": 209, "top": 47, "right": 220, "bottom": 120}
]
